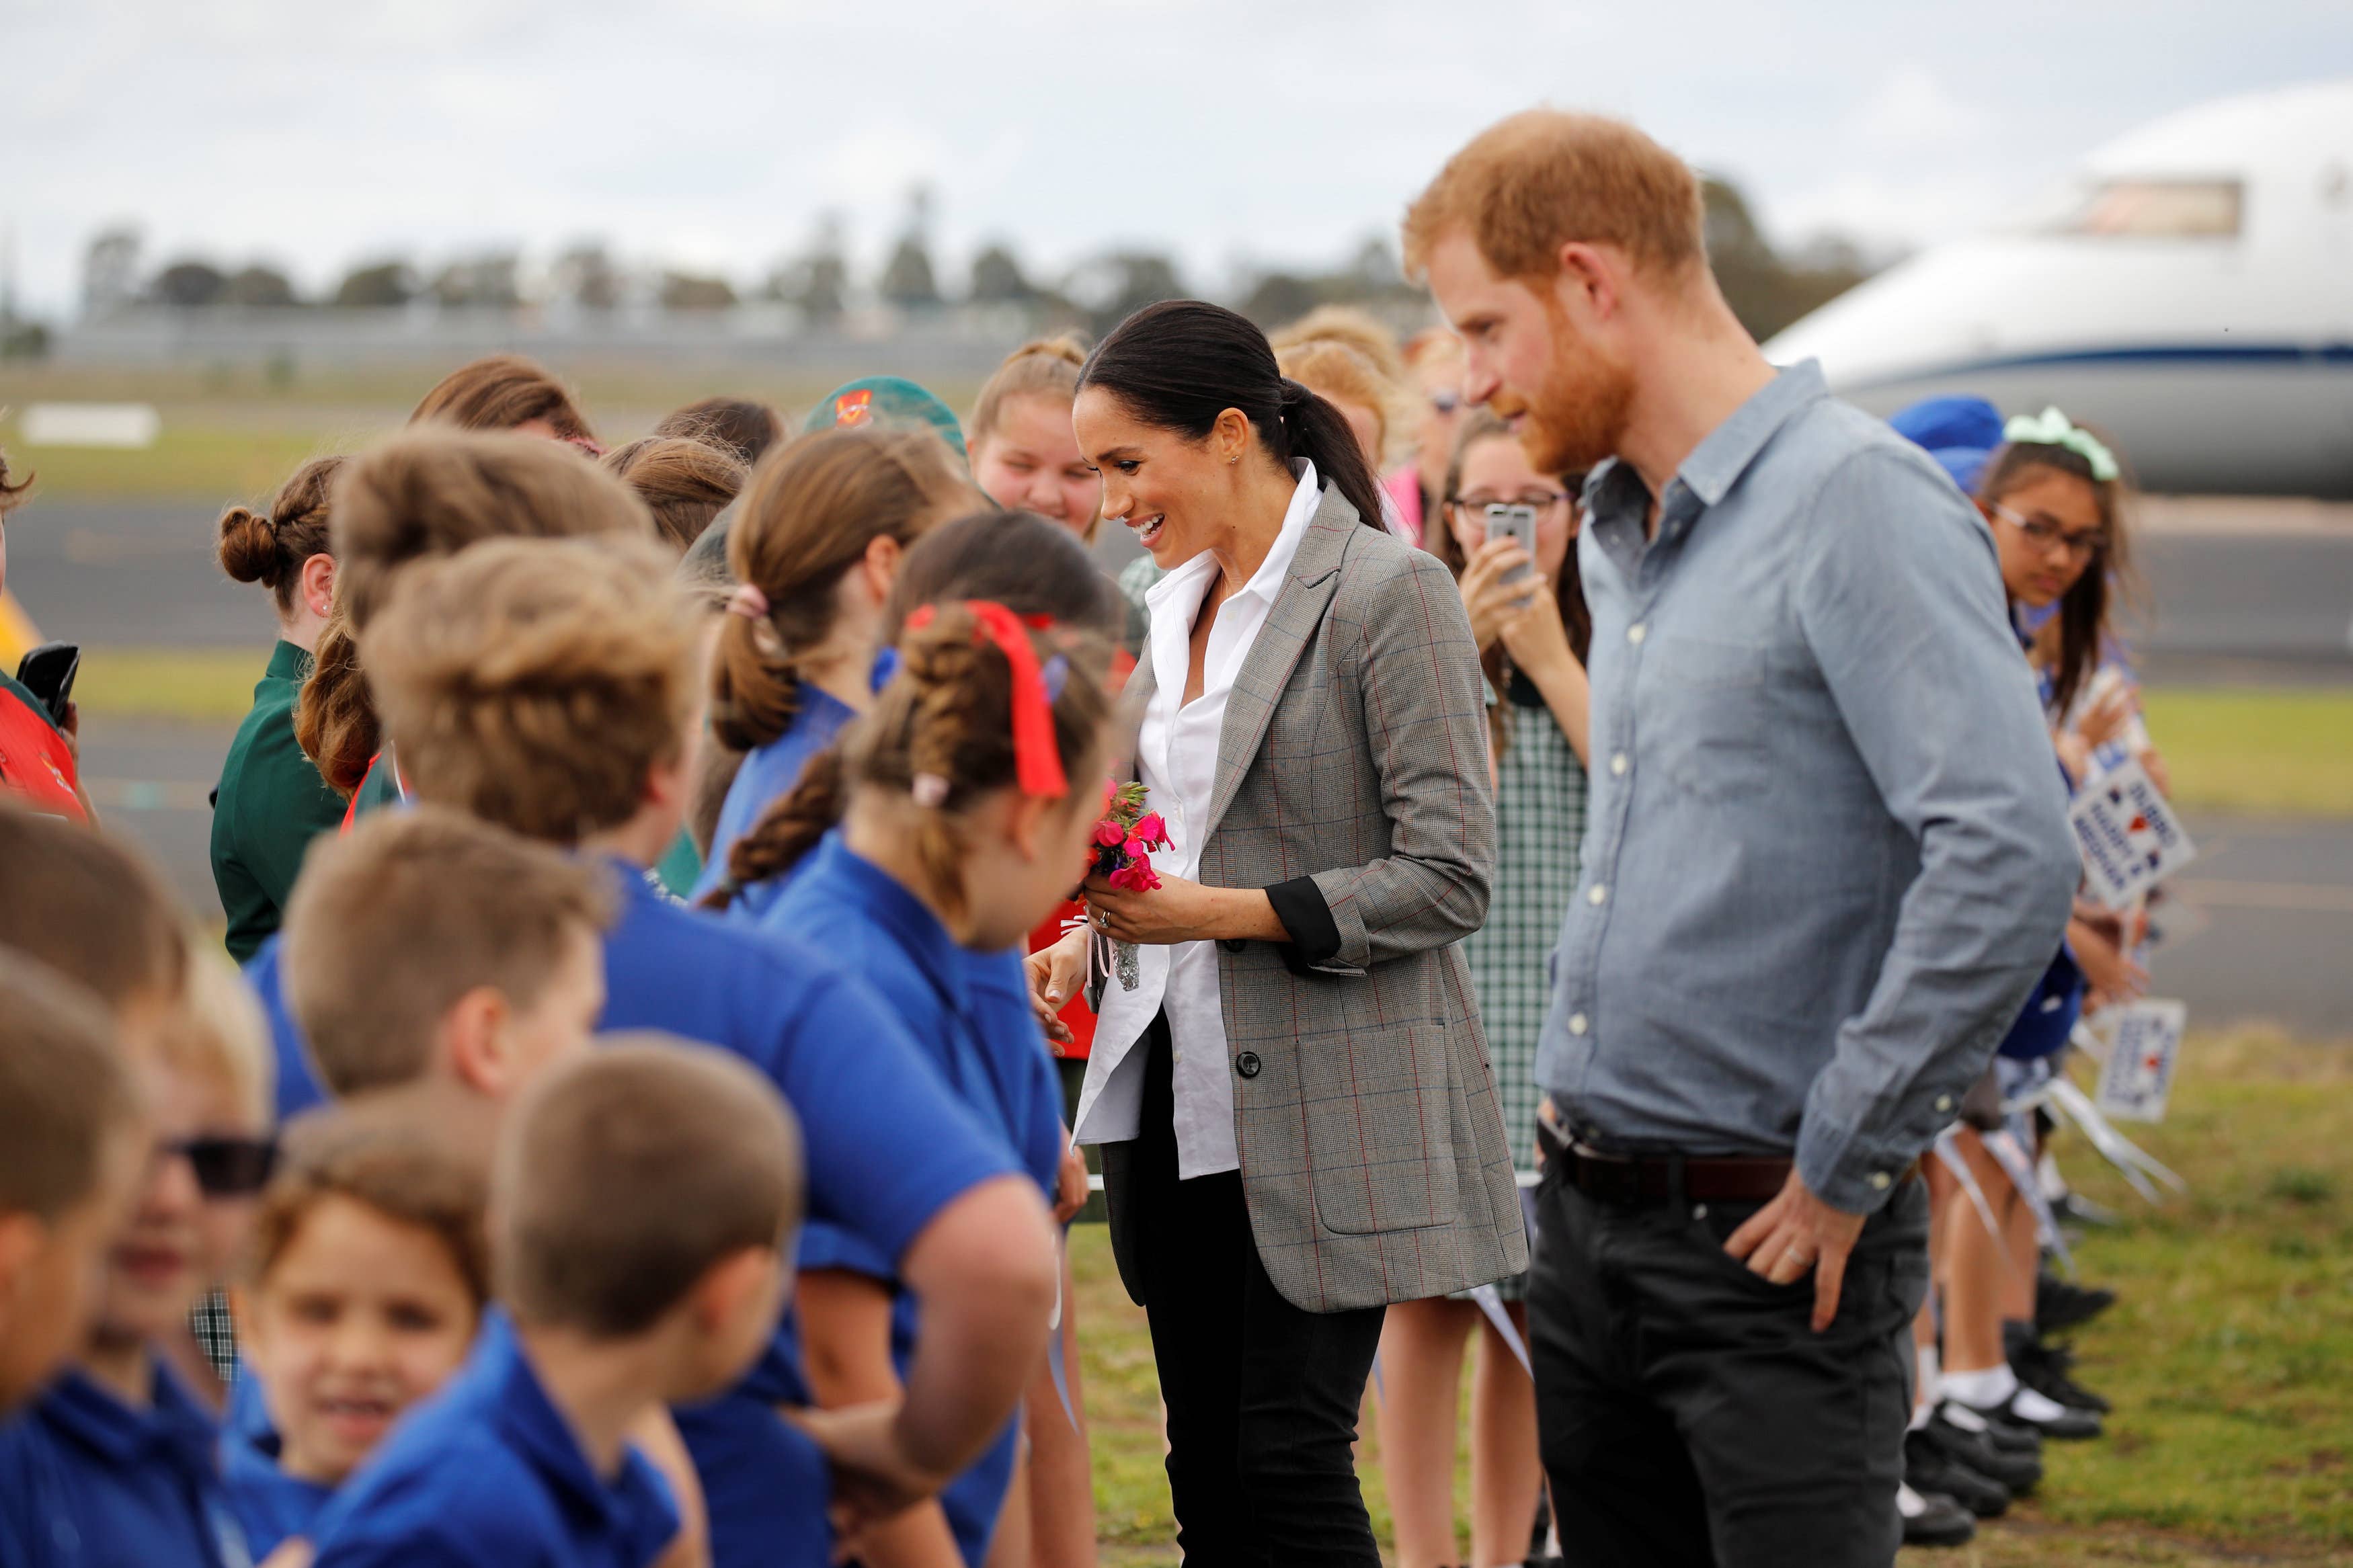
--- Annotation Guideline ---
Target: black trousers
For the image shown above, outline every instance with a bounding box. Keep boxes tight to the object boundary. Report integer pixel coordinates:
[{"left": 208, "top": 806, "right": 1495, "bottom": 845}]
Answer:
[
  {"left": 1108, "top": 1016, "right": 1386, "bottom": 1565},
  {"left": 1528, "top": 1152, "right": 1930, "bottom": 1568}
]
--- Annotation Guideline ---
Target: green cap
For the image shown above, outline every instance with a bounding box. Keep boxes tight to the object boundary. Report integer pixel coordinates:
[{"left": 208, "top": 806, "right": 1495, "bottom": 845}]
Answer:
[{"left": 801, "top": 376, "right": 965, "bottom": 452}]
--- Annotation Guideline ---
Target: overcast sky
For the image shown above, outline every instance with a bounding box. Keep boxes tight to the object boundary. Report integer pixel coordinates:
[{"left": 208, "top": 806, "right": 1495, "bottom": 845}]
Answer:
[{"left": 8, "top": 0, "right": 2351, "bottom": 316}]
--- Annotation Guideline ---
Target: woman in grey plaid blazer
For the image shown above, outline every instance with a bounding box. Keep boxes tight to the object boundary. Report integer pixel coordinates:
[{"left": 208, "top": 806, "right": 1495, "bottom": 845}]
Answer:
[{"left": 1035, "top": 301, "right": 1523, "bottom": 1563}]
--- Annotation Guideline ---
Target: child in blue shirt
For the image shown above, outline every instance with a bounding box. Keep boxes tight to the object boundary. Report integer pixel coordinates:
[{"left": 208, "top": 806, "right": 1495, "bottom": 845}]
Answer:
[
  {"left": 0, "top": 944, "right": 278, "bottom": 1568},
  {"left": 225, "top": 1111, "right": 491, "bottom": 1559},
  {"left": 310, "top": 1042, "right": 803, "bottom": 1568},
  {"left": 358, "top": 533, "right": 1060, "bottom": 1563},
  {"left": 690, "top": 423, "right": 973, "bottom": 910},
  {"left": 749, "top": 600, "right": 1117, "bottom": 1563}
]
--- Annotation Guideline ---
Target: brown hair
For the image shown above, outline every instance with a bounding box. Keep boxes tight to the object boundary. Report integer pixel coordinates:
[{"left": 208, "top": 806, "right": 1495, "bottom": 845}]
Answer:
[
  {"left": 653, "top": 397, "right": 787, "bottom": 468},
  {"left": 0, "top": 950, "right": 142, "bottom": 1223},
  {"left": 1428, "top": 409, "right": 1592, "bottom": 757},
  {"left": 1400, "top": 326, "right": 1466, "bottom": 372},
  {"left": 0, "top": 450, "right": 33, "bottom": 518},
  {"left": 713, "top": 597, "right": 1114, "bottom": 915},
  {"left": 366, "top": 538, "right": 698, "bottom": 843},
  {"left": 282, "top": 806, "right": 616, "bottom": 1098},
  {"left": 218, "top": 456, "right": 344, "bottom": 616},
  {"left": 1402, "top": 110, "right": 1706, "bottom": 283},
  {"left": 710, "top": 425, "right": 973, "bottom": 753},
  {"left": 1273, "top": 338, "right": 1406, "bottom": 466},
  {"left": 707, "top": 508, "right": 1119, "bottom": 903},
  {"left": 250, "top": 1106, "right": 491, "bottom": 1308},
  {"left": 296, "top": 430, "right": 657, "bottom": 795},
  {"left": 0, "top": 811, "right": 188, "bottom": 1013},
  {"left": 967, "top": 335, "right": 1088, "bottom": 449},
  {"left": 602, "top": 437, "right": 748, "bottom": 552},
  {"left": 409, "top": 354, "right": 597, "bottom": 447},
  {"left": 495, "top": 1038, "right": 803, "bottom": 1338},
  {"left": 1977, "top": 434, "right": 2140, "bottom": 721}
]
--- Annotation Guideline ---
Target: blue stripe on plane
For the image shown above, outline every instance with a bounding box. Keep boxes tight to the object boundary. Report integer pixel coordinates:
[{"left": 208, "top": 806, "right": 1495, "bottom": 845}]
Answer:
[{"left": 1845, "top": 341, "right": 2353, "bottom": 392}]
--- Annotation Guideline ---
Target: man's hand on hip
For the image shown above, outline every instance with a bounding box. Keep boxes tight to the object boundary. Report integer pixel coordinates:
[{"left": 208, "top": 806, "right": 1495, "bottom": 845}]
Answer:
[{"left": 1723, "top": 1169, "right": 1869, "bottom": 1333}]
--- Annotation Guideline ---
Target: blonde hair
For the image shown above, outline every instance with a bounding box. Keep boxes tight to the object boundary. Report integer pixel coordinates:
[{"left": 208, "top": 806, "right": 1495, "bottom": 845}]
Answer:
[
  {"left": 1271, "top": 306, "right": 1404, "bottom": 382},
  {"left": 152, "top": 943, "right": 274, "bottom": 1129},
  {"left": 1273, "top": 337, "right": 1408, "bottom": 466},
  {"left": 967, "top": 335, "right": 1088, "bottom": 448},
  {"left": 410, "top": 354, "right": 597, "bottom": 446},
  {"left": 711, "top": 425, "right": 973, "bottom": 753},
  {"left": 297, "top": 430, "right": 657, "bottom": 796},
  {"left": 1402, "top": 110, "right": 1706, "bottom": 282},
  {"left": 283, "top": 806, "right": 617, "bottom": 1096},
  {"left": 217, "top": 458, "right": 343, "bottom": 616},
  {"left": 495, "top": 1038, "right": 803, "bottom": 1338},
  {"left": 602, "top": 436, "right": 748, "bottom": 553},
  {"left": 365, "top": 537, "right": 699, "bottom": 843}
]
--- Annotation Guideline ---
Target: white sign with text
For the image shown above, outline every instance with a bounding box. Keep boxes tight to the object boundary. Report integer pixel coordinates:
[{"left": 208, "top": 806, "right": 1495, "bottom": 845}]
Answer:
[{"left": 2068, "top": 756, "right": 2196, "bottom": 909}]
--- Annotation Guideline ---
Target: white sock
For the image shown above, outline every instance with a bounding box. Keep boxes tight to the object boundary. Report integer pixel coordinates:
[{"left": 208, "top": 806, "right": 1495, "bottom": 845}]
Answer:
[
  {"left": 1897, "top": 1482, "right": 1928, "bottom": 1519},
  {"left": 2012, "top": 1384, "right": 2073, "bottom": 1423},
  {"left": 1915, "top": 1346, "right": 1942, "bottom": 1411},
  {"left": 1940, "top": 1401, "right": 1991, "bottom": 1434},
  {"left": 1942, "top": 1363, "right": 2018, "bottom": 1410}
]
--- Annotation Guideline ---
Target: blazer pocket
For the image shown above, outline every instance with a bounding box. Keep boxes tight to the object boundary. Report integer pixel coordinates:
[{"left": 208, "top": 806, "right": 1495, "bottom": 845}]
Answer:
[{"left": 1306, "top": 1025, "right": 1462, "bottom": 1236}]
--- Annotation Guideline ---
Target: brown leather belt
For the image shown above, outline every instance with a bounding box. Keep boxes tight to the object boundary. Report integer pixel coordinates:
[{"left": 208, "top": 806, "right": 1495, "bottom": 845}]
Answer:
[{"left": 1536, "top": 1117, "right": 1792, "bottom": 1204}]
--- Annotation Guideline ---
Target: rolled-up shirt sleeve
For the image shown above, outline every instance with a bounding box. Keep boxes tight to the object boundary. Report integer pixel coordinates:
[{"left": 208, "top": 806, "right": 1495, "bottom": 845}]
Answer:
[{"left": 1790, "top": 450, "right": 2080, "bottom": 1212}]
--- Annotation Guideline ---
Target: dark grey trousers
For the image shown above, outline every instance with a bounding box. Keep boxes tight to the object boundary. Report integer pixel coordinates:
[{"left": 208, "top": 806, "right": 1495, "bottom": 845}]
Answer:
[{"left": 1528, "top": 1159, "right": 1931, "bottom": 1568}]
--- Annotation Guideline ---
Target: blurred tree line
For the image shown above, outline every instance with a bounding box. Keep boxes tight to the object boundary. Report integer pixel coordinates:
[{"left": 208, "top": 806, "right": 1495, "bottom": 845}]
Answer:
[{"left": 66, "top": 177, "right": 1878, "bottom": 344}]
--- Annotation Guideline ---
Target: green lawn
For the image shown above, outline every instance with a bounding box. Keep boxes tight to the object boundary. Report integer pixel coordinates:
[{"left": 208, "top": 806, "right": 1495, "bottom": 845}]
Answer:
[
  {"left": 1072, "top": 1029, "right": 2353, "bottom": 1565},
  {"left": 2143, "top": 690, "right": 2353, "bottom": 820}
]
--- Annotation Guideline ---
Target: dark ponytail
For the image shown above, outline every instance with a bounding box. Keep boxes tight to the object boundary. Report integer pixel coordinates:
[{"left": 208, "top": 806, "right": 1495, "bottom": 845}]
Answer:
[{"left": 1079, "top": 300, "right": 1388, "bottom": 532}]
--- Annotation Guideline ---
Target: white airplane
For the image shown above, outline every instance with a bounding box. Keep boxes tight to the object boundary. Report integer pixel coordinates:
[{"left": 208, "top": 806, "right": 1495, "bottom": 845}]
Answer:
[{"left": 1764, "top": 79, "right": 2353, "bottom": 497}]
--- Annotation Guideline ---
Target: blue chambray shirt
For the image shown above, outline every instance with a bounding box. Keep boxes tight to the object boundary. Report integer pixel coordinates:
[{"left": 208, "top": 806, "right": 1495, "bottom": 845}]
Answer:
[{"left": 1536, "top": 362, "right": 2079, "bottom": 1213}]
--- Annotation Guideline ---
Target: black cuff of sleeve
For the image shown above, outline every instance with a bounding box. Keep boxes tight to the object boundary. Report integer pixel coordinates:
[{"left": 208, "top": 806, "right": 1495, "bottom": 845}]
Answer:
[{"left": 1264, "top": 876, "right": 1341, "bottom": 975}]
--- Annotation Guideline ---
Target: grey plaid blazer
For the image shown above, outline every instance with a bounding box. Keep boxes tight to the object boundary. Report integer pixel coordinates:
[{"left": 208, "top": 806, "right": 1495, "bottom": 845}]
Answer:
[{"left": 1099, "top": 484, "right": 1527, "bottom": 1313}]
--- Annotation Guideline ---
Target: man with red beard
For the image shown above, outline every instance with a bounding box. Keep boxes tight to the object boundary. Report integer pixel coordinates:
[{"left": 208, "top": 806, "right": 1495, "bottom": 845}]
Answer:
[{"left": 1405, "top": 112, "right": 2079, "bottom": 1567}]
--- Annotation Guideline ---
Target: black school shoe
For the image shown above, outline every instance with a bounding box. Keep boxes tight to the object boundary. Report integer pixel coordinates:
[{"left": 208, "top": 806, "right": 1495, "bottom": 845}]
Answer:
[
  {"left": 1919, "top": 1409, "right": 2043, "bottom": 1493},
  {"left": 2036, "top": 1270, "right": 2118, "bottom": 1334},
  {"left": 2007, "top": 1321, "right": 2114, "bottom": 1414},
  {"left": 1899, "top": 1484, "right": 1977, "bottom": 1548},
  {"left": 1938, "top": 1398, "right": 2042, "bottom": 1457},
  {"left": 1905, "top": 1428, "right": 2011, "bottom": 1518}
]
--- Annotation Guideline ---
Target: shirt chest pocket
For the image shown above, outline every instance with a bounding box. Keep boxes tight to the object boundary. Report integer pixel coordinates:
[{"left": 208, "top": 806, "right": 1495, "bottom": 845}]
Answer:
[{"left": 1640, "top": 634, "right": 1773, "bottom": 802}]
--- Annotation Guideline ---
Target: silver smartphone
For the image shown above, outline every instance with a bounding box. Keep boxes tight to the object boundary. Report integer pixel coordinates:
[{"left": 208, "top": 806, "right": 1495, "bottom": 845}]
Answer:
[{"left": 1484, "top": 503, "right": 1538, "bottom": 585}]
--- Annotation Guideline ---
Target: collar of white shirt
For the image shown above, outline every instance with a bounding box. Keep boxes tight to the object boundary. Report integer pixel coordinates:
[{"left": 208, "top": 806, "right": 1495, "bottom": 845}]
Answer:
[{"left": 1141, "top": 459, "right": 1321, "bottom": 626}]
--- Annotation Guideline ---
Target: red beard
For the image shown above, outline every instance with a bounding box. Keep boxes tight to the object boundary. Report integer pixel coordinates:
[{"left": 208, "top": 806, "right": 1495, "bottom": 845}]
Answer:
[{"left": 1501, "top": 309, "right": 1634, "bottom": 477}]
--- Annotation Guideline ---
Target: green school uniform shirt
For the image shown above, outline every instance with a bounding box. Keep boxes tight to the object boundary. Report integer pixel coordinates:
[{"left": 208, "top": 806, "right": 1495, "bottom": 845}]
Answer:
[{"left": 211, "top": 641, "right": 347, "bottom": 962}]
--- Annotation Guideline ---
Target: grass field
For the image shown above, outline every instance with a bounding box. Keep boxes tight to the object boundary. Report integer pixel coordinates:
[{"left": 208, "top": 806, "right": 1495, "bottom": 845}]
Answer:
[{"left": 1070, "top": 1028, "right": 2353, "bottom": 1565}]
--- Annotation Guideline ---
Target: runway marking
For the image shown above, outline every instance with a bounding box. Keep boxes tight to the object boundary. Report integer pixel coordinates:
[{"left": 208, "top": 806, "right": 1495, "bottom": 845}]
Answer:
[{"left": 2173, "top": 878, "right": 2353, "bottom": 914}]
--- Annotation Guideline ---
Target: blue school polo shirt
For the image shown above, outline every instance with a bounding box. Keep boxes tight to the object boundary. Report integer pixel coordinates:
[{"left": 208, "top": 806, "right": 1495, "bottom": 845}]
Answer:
[
  {"left": 754, "top": 834, "right": 1066, "bottom": 1565},
  {"left": 241, "top": 936, "right": 326, "bottom": 1123},
  {"left": 0, "top": 1358, "right": 249, "bottom": 1568},
  {"left": 221, "top": 1420, "right": 333, "bottom": 1561},
  {"left": 688, "top": 684, "right": 855, "bottom": 911},
  {"left": 307, "top": 1311, "right": 675, "bottom": 1568},
  {"left": 596, "top": 862, "right": 1019, "bottom": 1567}
]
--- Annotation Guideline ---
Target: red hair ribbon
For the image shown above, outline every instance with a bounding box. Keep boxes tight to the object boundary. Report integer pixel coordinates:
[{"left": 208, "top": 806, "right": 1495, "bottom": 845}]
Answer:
[{"left": 904, "top": 601, "right": 1069, "bottom": 800}]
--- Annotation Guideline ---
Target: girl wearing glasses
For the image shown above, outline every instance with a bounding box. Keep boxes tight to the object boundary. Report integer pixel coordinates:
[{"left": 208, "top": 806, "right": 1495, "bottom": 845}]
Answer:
[{"left": 1382, "top": 407, "right": 1591, "bottom": 1568}]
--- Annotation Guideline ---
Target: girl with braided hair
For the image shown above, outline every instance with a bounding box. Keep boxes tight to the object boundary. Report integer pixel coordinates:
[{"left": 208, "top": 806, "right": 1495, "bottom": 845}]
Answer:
[
  {"left": 688, "top": 425, "right": 974, "bottom": 905},
  {"left": 755, "top": 601, "right": 1119, "bottom": 1568}
]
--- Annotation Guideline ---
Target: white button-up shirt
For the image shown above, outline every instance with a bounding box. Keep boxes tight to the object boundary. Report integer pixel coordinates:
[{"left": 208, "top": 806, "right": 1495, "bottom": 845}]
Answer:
[{"left": 1074, "top": 462, "right": 1321, "bottom": 1178}]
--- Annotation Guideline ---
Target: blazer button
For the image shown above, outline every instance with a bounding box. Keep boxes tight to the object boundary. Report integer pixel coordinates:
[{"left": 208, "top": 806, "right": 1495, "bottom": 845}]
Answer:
[
  {"left": 1234, "top": 1052, "right": 1262, "bottom": 1079},
  {"left": 1219, "top": 938, "right": 1246, "bottom": 953}
]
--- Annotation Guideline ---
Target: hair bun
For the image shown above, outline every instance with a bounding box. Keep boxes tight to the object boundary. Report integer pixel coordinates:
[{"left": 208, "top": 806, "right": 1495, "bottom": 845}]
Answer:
[{"left": 216, "top": 505, "right": 282, "bottom": 586}]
